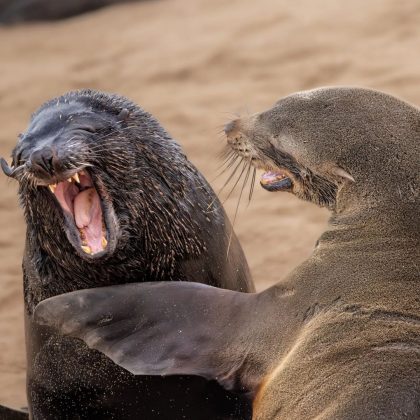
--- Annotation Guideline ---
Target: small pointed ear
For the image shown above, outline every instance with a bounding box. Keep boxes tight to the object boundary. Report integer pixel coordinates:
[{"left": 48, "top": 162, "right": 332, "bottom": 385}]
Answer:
[
  {"left": 117, "top": 108, "right": 130, "bottom": 122},
  {"left": 331, "top": 166, "right": 355, "bottom": 183},
  {"left": 34, "top": 282, "right": 256, "bottom": 393}
]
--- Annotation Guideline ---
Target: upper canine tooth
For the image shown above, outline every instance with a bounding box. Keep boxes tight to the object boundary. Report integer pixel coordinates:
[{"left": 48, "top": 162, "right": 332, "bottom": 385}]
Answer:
[
  {"left": 48, "top": 184, "right": 57, "bottom": 193},
  {"left": 67, "top": 178, "right": 72, "bottom": 183},
  {"left": 81, "top": 245, "right": 92, "bottom": 254},
  {"left": 73, "top": 173, "right": 80, "bottom": 183}
]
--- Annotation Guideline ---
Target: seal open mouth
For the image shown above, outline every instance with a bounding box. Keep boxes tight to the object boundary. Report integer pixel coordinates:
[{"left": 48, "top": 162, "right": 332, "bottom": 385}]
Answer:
[
  {"left": 48, "top": 170, "right": 108, "bottom": 256},
  {"left": 260, "top": 170, "right": 293, "bottom": 192}
]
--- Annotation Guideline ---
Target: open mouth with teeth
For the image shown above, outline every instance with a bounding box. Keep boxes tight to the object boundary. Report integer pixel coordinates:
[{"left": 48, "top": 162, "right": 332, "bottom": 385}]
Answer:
[
  {"left": 260, "top": 170, "right": 293, "bottom": 192},
  {"left": 48, "top": 170, "right": 109, "bottom": 257}
]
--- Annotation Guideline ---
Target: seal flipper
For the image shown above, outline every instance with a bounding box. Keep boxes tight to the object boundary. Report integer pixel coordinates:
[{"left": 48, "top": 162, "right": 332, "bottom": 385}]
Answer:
[
  {"left": 34, "top": 282, "right": 260, "bottom": 394},
  {"left": 0, "top": 404, "right": 29, "bottom": 419}
]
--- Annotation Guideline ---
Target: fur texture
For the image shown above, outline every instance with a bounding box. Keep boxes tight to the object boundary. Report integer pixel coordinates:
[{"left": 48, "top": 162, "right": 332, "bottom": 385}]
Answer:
[{"left": 6, "top": 90, "right": 253, "bottom": 419}]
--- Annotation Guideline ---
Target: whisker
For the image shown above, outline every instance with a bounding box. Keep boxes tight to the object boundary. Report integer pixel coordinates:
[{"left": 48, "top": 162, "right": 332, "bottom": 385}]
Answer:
[
  {"left": 217, "top": 147, "right": 234, "bottom": 161},
  {"left": 221, "top": 159, "right": 247, "bottom": 204},
  {"left": 216, "top": 151, "right": 236, "bottom": 171},
  {"left": 206, "top": 157, "right": 242, "bottom": 211},
  {"left": 248, "top": 167, "right": 256, "bottom": 204},
  {"left": 226, "top": 160, "right": 252, "bottom": 257},
  {"left": 211, "top": 155, "right": 240, "bottom": 183}
]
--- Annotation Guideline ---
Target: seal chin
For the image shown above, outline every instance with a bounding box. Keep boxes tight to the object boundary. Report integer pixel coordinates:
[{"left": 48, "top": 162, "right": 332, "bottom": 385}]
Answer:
[
  {"left": 260, "top": 170, "right": 293, "bottom": 192},
  {"left": 47, "top": 169, "right": 116, "bottom": 260}
]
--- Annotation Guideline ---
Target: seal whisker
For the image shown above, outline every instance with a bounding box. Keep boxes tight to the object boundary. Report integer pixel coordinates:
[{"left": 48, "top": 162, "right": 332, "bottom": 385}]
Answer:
[
  {"left": 218, "top": 154, "right": 240, "bottom": 174},
  {"left": 216, "top": 157, "right": 245, "bottom": 201},
  {"left": 217, "top": 146, "right": 235, "bottom": 161},
  {"left": 212, "top": 155, "right": 240, "bottom": 184},
  {"left": 222, "top": 159, "right": 248, "bottom": 204},
  {"left": 226, "top": 160, "right": 252, "bottom": 258},
  {"left": 248, "top": 166, "right": 256, "bottom": 204}
]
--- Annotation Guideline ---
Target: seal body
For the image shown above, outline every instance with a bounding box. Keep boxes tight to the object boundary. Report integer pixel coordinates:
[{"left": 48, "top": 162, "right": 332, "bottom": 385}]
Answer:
[
  {"left": 5, "top": 90, "right": 253, "bottom": 419},
  {"left": 35, "top": 88, "right": 419, "bottom": 420}
]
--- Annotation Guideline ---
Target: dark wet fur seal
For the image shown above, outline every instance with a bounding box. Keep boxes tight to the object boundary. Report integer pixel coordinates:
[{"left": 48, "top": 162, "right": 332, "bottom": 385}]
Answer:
[
  {"left": 2, "top": 89, "right": 254, "bottom": 419},
  {"left": 37, "top": 87, "right": 420, "bottom": 419}
]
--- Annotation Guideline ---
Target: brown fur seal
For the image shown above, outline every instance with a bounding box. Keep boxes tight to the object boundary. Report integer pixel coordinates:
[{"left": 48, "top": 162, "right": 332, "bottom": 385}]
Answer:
[
  {"left": 36, "top": 87, "right": 420, "bottom": 419},
  {"left": 1, "top": 89, "right": 254, "bottom": 419}
]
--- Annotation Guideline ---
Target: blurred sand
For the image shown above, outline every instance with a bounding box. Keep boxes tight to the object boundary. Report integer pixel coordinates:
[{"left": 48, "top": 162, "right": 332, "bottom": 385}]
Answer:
[{"left": 1, "top": 0, "right": 420, "bottom": 408}]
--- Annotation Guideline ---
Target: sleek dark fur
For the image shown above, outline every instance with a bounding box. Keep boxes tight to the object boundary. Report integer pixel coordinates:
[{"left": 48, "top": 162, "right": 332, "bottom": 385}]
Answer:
[
  {"left": 37, "top": 87, "right": 420, "bottom": 419},
  {"left": 2, "top": 90, "right": 253, "bottom": 419}
]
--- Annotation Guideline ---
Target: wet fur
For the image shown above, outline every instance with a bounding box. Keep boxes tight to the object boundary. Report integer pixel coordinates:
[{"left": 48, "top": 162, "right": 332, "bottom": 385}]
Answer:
[{"left": 10, "top": 90, "right": 254, "bottom": 419}]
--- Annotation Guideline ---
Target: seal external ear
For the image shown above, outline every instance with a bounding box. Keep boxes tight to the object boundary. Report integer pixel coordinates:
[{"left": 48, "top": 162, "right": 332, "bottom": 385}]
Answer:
[
  {"left": 34, "top": 282, "right": 257, "bottom": 392},
  {"left": 117, "top": 108, "right": 130, "bottom": 122},
  {"left": 331, "top": 165, "right": 355, "bottom": 183},
  {"left": 1, "top": 157, "right": 15, "bottom": 178}
]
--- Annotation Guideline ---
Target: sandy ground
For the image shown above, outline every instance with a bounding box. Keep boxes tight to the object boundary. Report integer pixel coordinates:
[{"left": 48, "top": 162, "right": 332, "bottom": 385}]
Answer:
[{"left": 1, "top": 0, "right": 420, "bottom": 408}]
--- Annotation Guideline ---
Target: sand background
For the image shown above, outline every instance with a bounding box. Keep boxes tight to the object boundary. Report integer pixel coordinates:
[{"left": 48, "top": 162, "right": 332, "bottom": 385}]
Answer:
[{"left": 1, "top": 0, "right": 420, "bottom": 408}]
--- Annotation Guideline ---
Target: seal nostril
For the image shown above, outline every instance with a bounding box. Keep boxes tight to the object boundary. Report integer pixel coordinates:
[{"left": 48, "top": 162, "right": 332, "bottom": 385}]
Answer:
[
  {"left": 42, "top": 152, "right": 54, "bottom": 173},
  {"left": 30, "top": 148, "right": 56, "bottom": 177}
]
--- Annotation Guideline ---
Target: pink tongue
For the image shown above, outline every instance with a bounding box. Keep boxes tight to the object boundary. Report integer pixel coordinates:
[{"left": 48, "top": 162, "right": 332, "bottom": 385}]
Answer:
[
  {"left": 74, "top": 188, "right": 103, "bottom": 254},
  {"left": 261, "top": 171, "right": 286, "bottom": 184},
  {"left": 261, "top": 171, "right": 279, "bottom": 182}
]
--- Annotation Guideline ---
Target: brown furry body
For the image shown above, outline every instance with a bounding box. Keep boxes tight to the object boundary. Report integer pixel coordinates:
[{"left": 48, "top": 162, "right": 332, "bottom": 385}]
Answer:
[{"left": 226, "top": 87, "right": 420, "bottom": 418}]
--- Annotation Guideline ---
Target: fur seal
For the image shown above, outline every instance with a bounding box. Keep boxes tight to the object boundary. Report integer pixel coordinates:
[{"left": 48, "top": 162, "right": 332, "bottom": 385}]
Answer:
[
  {"left": 1, "top": 89, "right": 254, "bottom": 419},
  {"left": 36, "top": 87, "right": 420, "bottom": 419}
]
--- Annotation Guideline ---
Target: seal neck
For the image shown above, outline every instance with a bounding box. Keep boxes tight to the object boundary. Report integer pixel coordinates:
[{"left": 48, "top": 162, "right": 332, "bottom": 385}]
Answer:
[{"left": 319, "top": 202, "right": 419, "bottom": 254}]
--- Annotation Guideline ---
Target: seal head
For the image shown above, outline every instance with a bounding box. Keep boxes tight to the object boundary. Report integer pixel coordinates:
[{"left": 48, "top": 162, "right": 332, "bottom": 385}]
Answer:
[
  {"left": 2, "top": 92, "right": 209, "bottom": 265},
  {"left": 2, "top": 90, "right": 254, "bottom": 309},
  {"left": 225, "top": 87, "right": 419, "bottom": 215},
  {"left": 2, "top": 98, "right": 124, "bottom": 259}
]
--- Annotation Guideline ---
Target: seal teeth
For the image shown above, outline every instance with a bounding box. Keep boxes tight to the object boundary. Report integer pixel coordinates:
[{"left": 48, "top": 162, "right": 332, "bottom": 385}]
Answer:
[
  {"left": 48, "top": 184, "right": 57, "bottom": 193},
  {"left": 67, "top": 178, "right": 72, "bottom": 183},
  {"left": 81, "top": 245, "right": 92, "bottom": 255},
  {"left": 101, "top": 236, "right": 108, "bottom": 249},
  {"left": 72, "top": 173, "right": 80, "bottom": 183}
]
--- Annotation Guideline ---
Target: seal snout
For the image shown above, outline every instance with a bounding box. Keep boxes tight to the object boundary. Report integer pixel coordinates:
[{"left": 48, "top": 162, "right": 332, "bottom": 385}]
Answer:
[
  {"left": 224, "top": 119, "right": 239, "bottom": 137},
  {"left": 224, "top": 118, "right": 254, "bottom": 160},
  {"left": 224, "top": 116, "right": 294, "bottom": 194},
  {"left": 29, "top": 146, "right": 62, "bottom": 179}
]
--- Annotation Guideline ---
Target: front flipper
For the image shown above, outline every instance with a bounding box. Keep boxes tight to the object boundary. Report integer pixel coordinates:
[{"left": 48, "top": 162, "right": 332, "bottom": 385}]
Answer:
[{"left": 34, "top": 282, "right": 261, "bottom": 394}]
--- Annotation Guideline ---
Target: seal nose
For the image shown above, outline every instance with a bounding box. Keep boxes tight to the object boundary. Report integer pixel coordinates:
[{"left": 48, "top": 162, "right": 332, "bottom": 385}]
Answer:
[
  {"left": 30, "top": 147, "right": 61, "bottom": 177},
  {"left": 224, "top": 120, "right": 238, "bottom": 136}
]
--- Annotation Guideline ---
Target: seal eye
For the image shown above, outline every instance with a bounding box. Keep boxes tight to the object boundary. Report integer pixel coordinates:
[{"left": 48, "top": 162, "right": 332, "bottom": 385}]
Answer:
[
  {"left": 48, "top": 170, "right": 108, "bottom": 256},
  {"left": 79, "top": 127, "right": 96, "bottom": 134}
]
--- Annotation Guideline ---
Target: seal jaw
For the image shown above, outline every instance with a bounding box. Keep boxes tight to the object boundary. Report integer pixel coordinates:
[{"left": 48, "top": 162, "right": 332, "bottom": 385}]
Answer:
[
  {"left": 224, "top": 126, "right": 337, "bottom": 208},
  {"left": 47, "top": 169, "right": 117, "bottom": 261},
  {"left": 260, "top": 170, "right": 293, "bottom": 192}
]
